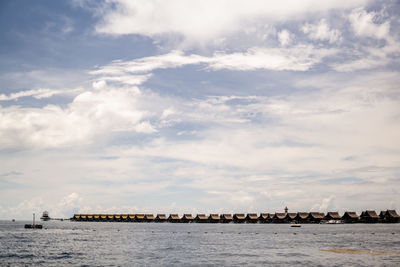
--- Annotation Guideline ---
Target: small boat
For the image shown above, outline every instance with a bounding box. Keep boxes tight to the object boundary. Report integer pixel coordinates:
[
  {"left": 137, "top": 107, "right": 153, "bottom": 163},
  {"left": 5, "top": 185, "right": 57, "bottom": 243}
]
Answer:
[
  {"left": 324, "top": 220, "right": 344, "bottom": 224},
  {"left": 24, "top": 213, "right": 43, "bottom": 229},
  {"left": 290, "top": 221, "right": 301, "bottom": 227}
]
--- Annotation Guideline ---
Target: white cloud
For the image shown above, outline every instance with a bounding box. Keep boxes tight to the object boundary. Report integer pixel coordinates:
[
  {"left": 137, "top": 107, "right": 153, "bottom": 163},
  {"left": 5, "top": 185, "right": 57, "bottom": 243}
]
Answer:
[
  {"left": 0, "top": 86, "right": 158, "bottom": 149},
  {"left": 91, "top": 46, "right": 338, "bottom": 77},
  {"left": 301, "top": 19, "right": 342, "bottom": 43},
  {"left": 94, "top": 0, "right": 368, "bottom": 45},
  {"left": 349, "top": 8, "right": 390, "bottom": 39},
  {"left": 277, "top": 29, "right": 292, "bottom": 46},
  {"left": 0, "top": 88, "right": 81, "bottom": 101}
]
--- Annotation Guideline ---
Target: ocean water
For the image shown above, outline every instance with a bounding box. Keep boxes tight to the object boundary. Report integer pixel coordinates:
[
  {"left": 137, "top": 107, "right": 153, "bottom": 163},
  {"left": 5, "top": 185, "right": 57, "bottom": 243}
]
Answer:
[{"left": 0, "top": 221, "right": 399, "bottom": 266}]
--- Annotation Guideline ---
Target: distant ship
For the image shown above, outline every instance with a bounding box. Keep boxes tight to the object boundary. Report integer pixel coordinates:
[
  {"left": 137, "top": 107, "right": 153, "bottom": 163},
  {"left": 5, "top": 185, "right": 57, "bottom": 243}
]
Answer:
[{"left": 40, "top": 211, "right": 50, "bottom": 221}]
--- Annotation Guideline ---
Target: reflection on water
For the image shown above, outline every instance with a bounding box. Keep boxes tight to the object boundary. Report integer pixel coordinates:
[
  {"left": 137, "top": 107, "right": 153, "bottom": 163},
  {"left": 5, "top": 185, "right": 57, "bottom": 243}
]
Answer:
[{"left": 0, "top": 221, "right": 399, "bottom": 266}]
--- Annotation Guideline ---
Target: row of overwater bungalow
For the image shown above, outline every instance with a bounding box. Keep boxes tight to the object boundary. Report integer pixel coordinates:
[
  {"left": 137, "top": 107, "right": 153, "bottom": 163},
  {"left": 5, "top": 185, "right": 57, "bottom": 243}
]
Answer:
[{"left": 71, "top": 210, "right": 399, "bottom": 223}]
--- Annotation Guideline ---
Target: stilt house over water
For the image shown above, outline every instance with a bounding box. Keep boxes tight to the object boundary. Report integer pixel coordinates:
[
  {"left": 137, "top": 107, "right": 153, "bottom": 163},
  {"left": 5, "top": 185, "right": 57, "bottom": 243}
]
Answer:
[
  {"left": 168, "top": 214, "right": 180, "bottom": 223},
  {"left": 360, "top": 210, "right": 379, "bottom": 223},
  {"left": 324, "top": 212, "right": 341, "bottom": 220},
  {"left": 246, "top": 213, "right": 258, "bottom": 223},
  {"left": 233, "top": 214, "right": 246, "bottom": 223},
  {"left": 181, "top": 214, "right": 194, "bottom": 223},
  {"left": 379, "top": 210, "right": 400, "bottom": 223},
  {"left": 155, "top": 214, "right": 167, "bottom": 222},
  {"left": 285, "top": 213, "right": 297, "bottom": 222},
  {"left": 208, "top": 214, "right": 220, "bottom": 223},
  {"left": 273, "top": 213, "right": 286, "bottom": 223},
  {"left": 294, "top": 212, "right": 309, "bottom": 223},
  {"left": 135, "top": 214, "right": 145, "bottom": 222},
  {"left": 221, "top": 214, "right": 233, "bottom": 223},
  {"left": 307, "top": 212, "right": 324, "bottom": 223},
  {"left": 195, "top": 214, "right": 208, "bottom": 223},
  {"left": 342, "top": 212, "right": 359, "bottom": 223},
  {"left": 258, "top": 213, "right": 271, "bottom": 223},
  {"left": 145, "top": 214, "right": 154, "bottom": 222}
]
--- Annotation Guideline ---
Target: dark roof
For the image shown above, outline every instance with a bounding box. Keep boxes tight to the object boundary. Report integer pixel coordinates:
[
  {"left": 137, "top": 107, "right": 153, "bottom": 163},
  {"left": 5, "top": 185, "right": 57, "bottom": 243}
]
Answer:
[
  {"left": 285, "top": 213, "right": 296, "bottom": 219},
  {"left": 274, "top": 213, "right": 286, "bottom": 219},
  {"left": 246, "top": 213, "right": 258, "bottom": 219},
  {"left": 326, "top": 212, "right": 341, "bottom": 219},
  {"left": 386, "top": 210, "right": 400, "bottom": 218},
  {"left": 145, "top": 214, "right": 154, "bottom": 219},
  {"left": 362, "top": 210, "right": 379, "bottom": 219},
  {"left": 221, "top": 214, "right": 233, "bottom": 220},
  {"left": 259, "top": 213, "right": 270, "bottom": 219},
  {"left": 308, "top": 212, "right": 324, "bottom": 219},
  {"left": 169, "top": 214, "right": 180, "bottom": 219},
  {"left": 196, "top": 214, "right": 208, "bottom": 220},
  {"left": 182, "top": 214, "right": 194, "bottom": 220},
  {"left": 156, "top": 214, "right": 167, "bottom": 219},
  {"left": 343, "top": 212, "right": 359, "bottom": 219},
  {"left": 234, "top": 213, "right": 246, "bottom": 219},
  {"left": 209, "top": 214, "right": 220, "bottom": 220},
  {"left": 296, "top": 212, "right": 309, "bottom": 219}
]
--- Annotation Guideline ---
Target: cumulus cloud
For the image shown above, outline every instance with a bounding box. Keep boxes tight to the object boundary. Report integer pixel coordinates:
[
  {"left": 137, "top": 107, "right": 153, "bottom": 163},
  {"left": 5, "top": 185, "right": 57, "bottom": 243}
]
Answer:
[
  {"left": 277, "top": 29, "right": 292, "bottom": 46},
  {"left": 94, "top": 0, "right": 368, "bottom": 45},
  {"left": 0, "top": 86, "right": 158, "bottom": 149},
  {"left": 301, "top": 19, "right": 342, "bottom": 43},
  {"left": 349, "top": 8, "right": 390, "bottom": 40},
  {"left": 331, "top": 8, "right": 399, "bottom": 72}
]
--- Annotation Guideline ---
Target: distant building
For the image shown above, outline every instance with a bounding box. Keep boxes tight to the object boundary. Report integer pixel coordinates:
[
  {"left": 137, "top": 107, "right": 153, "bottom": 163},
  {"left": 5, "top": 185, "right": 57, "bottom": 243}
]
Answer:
[
  {"left": 360, "top": 210, "right": 379, "bottom": 223},
  {"left": 379, "top": 210, "right": 400, "bottom": 223},
  {"left": 40, "top": 211, "right": 50, "bottom": 221},
  {"left": 341, "top": 212, "right": 359, "bottom": 223}
]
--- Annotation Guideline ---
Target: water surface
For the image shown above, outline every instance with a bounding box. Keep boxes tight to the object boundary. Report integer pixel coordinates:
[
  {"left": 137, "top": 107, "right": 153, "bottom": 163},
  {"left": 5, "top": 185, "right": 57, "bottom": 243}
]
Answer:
[{"left": 1, "top": 221, "right": 399, "bottom": 266}]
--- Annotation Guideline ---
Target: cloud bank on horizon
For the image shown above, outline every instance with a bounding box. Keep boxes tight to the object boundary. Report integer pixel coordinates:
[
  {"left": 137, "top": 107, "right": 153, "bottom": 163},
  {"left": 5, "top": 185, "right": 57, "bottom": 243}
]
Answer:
[{"left": 0, "top": 0, "right": 399, "bottom": 219}]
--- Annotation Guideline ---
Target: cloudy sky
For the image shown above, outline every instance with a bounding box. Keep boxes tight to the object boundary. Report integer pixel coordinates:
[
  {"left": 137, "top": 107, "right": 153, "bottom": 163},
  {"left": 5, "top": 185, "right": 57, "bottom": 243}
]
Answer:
[{"left": 1, "top": 0, "right": 399, "bottom": 219}]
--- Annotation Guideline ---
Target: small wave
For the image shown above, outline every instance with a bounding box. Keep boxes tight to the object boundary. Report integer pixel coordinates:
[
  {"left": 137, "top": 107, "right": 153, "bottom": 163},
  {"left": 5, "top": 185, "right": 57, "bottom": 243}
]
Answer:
[{"left": 321, "top": 248, "right": 399, "bottom": 256}]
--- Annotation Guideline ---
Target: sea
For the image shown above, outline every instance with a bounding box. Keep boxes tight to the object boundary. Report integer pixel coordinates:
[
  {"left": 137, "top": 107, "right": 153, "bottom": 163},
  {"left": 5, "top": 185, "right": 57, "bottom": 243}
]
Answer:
[{"left": 0, "top": 220, "right": 399, "bottom": 266}]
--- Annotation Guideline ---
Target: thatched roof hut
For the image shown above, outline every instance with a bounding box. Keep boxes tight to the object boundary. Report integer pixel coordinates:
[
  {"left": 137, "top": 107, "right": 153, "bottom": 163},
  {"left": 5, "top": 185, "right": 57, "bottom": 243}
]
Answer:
[
  {"left": 324, "top": 212, "right": 341, "bottom": 220},
  {"left": 258, "top": 213, "right": 271, "bottom": 223},
  {"left": 379, "top": 210, "right": 400, "bottom": 223},
  {"left": 360, "top": 210, "right": 379, "bottom": 223},
  {"left": 168, "top": 214, "right": 180, "bottom": 223},
  {"left": 342, "top": 212, "right": 359, "bottom": 223},
  {"left": 135, "top": 214, "right": 145, "bottom": 222},
  {"left": 285, "top": 213, "right": 297, "bottom": 222},
  {"left": 145, "top": 214, "right": 154, "bottom": 222},
  {"left": 181, "top": 214, "right": 194, "bottom": 223},
  {"left": 87, "top": 215, "right": 93, "bottom": 220},
  {"left": 307, "top": 212, "right": 324, "bottom": 223},
  {"left": 107, "top": 214, "right": 114, "bottom": 221},
  {"left": 80, "top": 215, "right": 87, "bottom": 221},
  {"left": 155, "top": 214, "right": 167, "bottom": 222},
  {"left": 233, "top": 213, "right": 246, "bottom": 223},
  {"left": 100, "top": 214, "right": 107, "bottom": 221},
  {"left": 114, "top": 215, "right": 121, "bottom": 221},
  {"left": 73, "top": 214, "right": 80, "bottom": 221},
  {"left": 272, "top": 213, "right": 286, "bottom": 223},
  {"left": 128, "top": 214, "right": 135, "bottom": 221},
  {"left": 295, "top": 212, "right": 309, "bottom": 222},
  {"left": 221, "top": 214, "right": 233, "bottom": 223},
  {"left": 94, "top": 215, "right": 100, "bottom": 221},
  {"left": 208, "top": 214, "right": 220, "bottom": 223},
  {"left": 121, "top": 215, "right": 128, "bottom": 221},
  {"left": 246, "top": 213, "right": 258, "bottom": 223},
  {"left": 195, "top": 214, "right": 208, "bottom": 223}
]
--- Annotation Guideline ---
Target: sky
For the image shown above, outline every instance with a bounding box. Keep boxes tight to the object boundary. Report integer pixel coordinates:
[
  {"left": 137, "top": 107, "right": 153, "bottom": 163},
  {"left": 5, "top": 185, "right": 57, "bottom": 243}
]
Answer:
[{"left": 0, "top": 0, "right": 399, "bottom": 219}]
